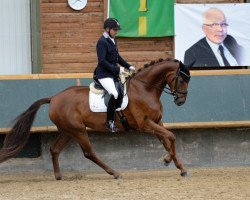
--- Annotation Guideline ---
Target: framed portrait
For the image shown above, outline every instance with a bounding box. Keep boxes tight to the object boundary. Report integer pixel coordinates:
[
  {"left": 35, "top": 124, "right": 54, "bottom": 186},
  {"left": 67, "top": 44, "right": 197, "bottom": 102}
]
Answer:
[{"left": 175, "top": 3, "right": 250, "bottom": 69}]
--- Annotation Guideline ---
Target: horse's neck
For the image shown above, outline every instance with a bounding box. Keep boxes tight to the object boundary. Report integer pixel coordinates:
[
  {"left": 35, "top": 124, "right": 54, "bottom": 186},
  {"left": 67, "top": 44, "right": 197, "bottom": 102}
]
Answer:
[
  {"left": 139, "top": 62, "right": 176, "bottom": 86},
  {"left": 130, "top": 61, "right": 176, "bottom": 100}
]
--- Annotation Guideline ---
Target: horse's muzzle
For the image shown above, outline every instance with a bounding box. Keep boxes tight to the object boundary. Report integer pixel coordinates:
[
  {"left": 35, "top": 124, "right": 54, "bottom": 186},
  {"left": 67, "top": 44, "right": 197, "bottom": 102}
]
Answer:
[{"left": 174, "top": 95, "right": 186, "bottom": 106}]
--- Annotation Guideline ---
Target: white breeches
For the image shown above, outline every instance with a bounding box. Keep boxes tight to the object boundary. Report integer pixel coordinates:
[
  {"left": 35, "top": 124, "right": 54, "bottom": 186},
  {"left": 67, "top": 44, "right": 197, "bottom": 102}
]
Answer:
[{"left": 98, "top": 77, "right": 118, "bottom": 99}]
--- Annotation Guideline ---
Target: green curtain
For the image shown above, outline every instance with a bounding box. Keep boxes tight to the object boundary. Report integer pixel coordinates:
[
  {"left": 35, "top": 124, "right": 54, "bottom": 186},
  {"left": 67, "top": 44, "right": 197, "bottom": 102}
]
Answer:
[{"left": 109, "top": 0, "right": 174, "bottom": 37}]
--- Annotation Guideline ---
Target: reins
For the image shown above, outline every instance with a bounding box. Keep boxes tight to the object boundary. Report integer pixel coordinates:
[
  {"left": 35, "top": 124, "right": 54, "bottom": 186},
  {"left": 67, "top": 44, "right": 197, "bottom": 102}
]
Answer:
[
  {"left": 126, "top": 65, "right": 190, "bottom": 98},
  {"left": 128, "top": 76, "right": 175, "bottom": 96}
]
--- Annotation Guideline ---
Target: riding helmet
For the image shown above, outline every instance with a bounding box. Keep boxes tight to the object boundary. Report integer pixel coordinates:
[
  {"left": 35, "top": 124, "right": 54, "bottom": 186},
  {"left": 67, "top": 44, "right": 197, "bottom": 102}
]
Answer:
[{"left": 104, "top": 18, "right": 121, "bottom": 30}]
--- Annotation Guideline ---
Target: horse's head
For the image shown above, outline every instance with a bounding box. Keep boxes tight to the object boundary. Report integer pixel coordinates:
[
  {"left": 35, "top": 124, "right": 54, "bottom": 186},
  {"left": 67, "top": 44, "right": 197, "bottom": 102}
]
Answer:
[
  {"left": 168, "top": 61, "right": 190, "bottom": 106},
  {"left": 132, "top": 58, "right": 190, "bottom": 106}
]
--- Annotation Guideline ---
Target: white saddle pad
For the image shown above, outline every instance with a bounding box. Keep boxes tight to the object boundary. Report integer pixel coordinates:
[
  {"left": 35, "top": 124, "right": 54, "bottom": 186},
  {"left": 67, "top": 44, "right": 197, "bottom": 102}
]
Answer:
[
  {"left": 89, "top": 72, "right": 130, "bottom": 112},
  {"left": 89, "top": 91, "right": 128, "bottom": 112}
]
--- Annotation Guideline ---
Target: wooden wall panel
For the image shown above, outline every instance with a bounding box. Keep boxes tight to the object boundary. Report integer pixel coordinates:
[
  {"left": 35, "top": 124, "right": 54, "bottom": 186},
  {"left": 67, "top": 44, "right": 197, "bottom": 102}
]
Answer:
[{"left": 40, "top": 0, "right": 246, "bottom": 74}]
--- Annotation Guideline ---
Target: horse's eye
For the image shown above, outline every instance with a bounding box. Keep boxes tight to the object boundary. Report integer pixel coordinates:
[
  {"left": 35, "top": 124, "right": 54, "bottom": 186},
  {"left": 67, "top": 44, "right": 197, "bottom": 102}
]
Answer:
[{"left": 179, "top": 79, "right": 185, "bottom": 84}]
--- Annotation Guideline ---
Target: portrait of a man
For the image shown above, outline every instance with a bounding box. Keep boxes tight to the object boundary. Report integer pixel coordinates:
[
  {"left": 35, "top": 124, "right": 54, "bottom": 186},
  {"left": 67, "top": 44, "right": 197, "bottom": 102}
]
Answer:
[
  {"left": 175, "top": 4, "right": 250, "bottom": 68},
  {"left": 184, "top": 8, "right": 245, "bottom": 67}
]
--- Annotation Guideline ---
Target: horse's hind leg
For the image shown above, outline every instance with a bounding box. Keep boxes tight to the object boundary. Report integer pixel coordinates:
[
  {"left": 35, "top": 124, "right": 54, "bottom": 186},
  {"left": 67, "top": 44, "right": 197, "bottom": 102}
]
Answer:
[
  {"left": 69, "top": 127, "right": 121, "bottom": 179},
  {"left": 50, "top": 129, "right": 71, "bottom": 180}
]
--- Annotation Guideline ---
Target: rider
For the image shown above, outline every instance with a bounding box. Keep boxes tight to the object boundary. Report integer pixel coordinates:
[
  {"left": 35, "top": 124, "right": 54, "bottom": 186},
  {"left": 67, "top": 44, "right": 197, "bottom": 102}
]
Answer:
[{"left": 94, "top": 18, "right": 135, "bottom": 132}]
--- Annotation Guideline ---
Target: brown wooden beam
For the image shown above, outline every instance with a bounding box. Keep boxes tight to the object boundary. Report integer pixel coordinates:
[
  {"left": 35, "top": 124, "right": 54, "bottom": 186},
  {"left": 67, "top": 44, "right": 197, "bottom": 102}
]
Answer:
[
  {"left": 0, "top": 69, "right": 250, "bottom": 80},
  {"left": 1, "top": 121, "right": 250, "bottom": 134}
]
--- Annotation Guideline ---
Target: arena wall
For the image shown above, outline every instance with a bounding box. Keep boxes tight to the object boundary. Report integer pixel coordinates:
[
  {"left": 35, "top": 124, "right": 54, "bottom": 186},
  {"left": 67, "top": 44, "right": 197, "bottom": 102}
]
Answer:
[
  {"left": 1, "top": 71, "right": 250, "bottom": 130},
  {"left": 0, "top": 71, "right": 249, "bottom": 172},
  {"left": 0, "top": 128, "right": 249, "bottom": 173}
]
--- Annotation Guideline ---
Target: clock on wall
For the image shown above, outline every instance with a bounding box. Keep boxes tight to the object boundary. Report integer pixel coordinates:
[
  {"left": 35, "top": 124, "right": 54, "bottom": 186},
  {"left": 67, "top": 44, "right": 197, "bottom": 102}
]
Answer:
[{"left": 68, "top": 0, "right": 87, "bottom": 11}]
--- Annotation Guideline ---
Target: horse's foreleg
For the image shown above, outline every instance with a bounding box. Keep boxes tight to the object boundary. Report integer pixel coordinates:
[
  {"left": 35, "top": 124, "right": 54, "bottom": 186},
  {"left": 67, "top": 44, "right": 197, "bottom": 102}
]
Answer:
[
  {"left": 160, "top": 134, "right": 187, "bottom": 176},
  {"left": 156, "top": 121, "right": 172, "bottom": 165},
  {"left": 147, "top": 120, "right": 188, "bottom": 176},
  {"left": 156, "top": 135, "right": 172, "bottom": 166},
  {"left": 70, "top": 128, "right": 121, "bottom": 179},
  {"left": 50, "top": 130, "right": 71, "bottom": 180}
]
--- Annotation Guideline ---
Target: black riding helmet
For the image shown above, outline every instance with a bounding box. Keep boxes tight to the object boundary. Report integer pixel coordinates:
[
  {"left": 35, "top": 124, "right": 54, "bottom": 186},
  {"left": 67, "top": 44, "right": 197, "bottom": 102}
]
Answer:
[{"left": 104, "top": 18, "right": 121, "bottom": 30}]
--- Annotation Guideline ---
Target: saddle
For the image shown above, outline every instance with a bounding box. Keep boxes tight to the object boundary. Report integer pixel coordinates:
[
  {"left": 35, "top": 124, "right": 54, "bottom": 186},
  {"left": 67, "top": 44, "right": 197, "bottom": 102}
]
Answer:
[
  {"left": 91, "top": 77, "right": 124, "bottom": 109},
  {"left": 89, "top": 71, "right": 129, "bottom": 113}
]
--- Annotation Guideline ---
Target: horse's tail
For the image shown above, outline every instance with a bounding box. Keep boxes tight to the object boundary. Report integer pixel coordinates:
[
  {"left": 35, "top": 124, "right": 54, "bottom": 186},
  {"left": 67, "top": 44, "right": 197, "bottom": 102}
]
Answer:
[{"left": 0, "top": 98, "right": 51, "bottom": 163}]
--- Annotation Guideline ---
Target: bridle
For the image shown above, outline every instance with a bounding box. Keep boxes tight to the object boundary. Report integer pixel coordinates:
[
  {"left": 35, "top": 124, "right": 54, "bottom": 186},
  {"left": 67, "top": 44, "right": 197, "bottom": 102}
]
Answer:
[
  {"left": 129, "top": 65, "right": 190, "bottom": 100},
  {"left": 170, "top": 67, "right": 190, "bottom": 101}
]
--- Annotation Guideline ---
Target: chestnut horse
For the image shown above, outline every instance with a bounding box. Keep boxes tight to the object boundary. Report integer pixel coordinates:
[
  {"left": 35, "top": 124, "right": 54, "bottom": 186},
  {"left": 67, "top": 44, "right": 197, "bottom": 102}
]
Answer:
[{"left": 0, "top": 58, "right": 190, "bottom": 179}]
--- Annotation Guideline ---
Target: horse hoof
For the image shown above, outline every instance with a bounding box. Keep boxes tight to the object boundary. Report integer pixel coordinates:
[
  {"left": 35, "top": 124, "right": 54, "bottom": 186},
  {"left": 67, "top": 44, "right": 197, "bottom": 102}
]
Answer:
[
  {"left": 180, "top": 171, "right": 191, "bottom": 177},
  {"left": 55, "top": 174, "right": 62, "bottom": 180},
  {"left": 164, "top": 160, "right": 171, "bottom": 167},
  {"left": 113, "top": 173, "right": 122, "bottom": 179}
]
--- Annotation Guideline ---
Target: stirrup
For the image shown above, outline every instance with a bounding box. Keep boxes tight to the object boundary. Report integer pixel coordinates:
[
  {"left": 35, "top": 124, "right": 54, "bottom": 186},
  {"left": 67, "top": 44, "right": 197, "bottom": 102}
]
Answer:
[{"left": 105, "top": 120, "right": 119, "bottom": 133}]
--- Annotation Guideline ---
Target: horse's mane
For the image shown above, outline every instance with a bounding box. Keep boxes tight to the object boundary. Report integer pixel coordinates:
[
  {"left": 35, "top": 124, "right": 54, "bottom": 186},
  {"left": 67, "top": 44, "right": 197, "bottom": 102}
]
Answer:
[{"left": 137, "top": 58, "right": 179, "bottom": 73}]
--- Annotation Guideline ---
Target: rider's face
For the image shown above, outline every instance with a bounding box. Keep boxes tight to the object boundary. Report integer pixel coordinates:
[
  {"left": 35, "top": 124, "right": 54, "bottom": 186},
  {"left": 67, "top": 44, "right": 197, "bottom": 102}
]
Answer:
[{"left": 108, "top": 28, "right": 118, "bottom": 38}]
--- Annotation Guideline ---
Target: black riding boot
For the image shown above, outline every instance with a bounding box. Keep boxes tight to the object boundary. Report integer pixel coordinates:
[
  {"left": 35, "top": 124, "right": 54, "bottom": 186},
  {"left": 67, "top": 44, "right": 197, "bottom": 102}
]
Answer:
[{"left": 106, "top": 95, "right": 118, "bottom": 133}]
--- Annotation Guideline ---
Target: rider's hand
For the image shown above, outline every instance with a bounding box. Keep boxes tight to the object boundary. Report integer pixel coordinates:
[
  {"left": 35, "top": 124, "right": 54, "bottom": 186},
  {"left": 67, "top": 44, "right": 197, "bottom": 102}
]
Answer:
[
  {"left": 119, "top": 67, "right": 125, "bottom": 74},
  {"left": 120, "top": 67, "right": 130, "bottom": 77},
  {"left": 129, "top": 66, "right": 135, "bottom": 75}
]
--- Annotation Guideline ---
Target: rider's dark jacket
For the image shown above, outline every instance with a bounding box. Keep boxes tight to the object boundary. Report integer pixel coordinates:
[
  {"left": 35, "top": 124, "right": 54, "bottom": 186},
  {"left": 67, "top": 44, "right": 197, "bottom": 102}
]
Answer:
[{"left": 94, "top": 34, "right": 130, "bottom": 80}]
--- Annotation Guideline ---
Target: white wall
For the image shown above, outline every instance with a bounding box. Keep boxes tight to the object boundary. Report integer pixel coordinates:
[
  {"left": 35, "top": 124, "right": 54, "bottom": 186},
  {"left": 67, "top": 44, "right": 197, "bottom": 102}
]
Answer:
[{"left": 0, "top": 0, "right": 31, "bottom": 74}]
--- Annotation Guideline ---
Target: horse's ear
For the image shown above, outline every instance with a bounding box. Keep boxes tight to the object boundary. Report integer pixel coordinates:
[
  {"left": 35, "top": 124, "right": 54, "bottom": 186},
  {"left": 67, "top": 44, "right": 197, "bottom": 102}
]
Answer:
[
  {"left": 178, "top": 61, "right": 191, "bottom": 82},
  {"left": 179, "top": 61, "right": 190, "bottom": 74}
]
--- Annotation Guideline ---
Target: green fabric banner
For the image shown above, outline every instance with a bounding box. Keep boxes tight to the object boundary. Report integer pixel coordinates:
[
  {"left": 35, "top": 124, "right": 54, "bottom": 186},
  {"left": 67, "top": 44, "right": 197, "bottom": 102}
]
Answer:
[{"left": 109, "top": 0, "right": 174, "bottom": 37}]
